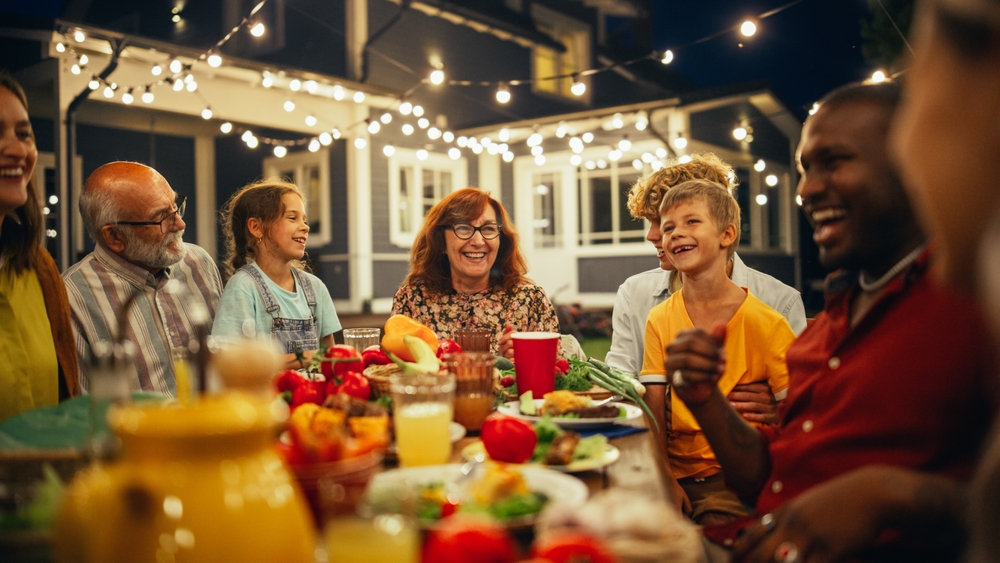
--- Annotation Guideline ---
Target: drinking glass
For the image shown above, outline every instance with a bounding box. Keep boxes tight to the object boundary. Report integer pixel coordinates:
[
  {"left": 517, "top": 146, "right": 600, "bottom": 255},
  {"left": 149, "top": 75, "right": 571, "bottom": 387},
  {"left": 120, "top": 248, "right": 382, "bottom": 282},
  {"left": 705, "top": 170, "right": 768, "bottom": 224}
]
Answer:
[
  {"left": 323, "top": 485, "right": 418, "bottom": 563},
  {"left": 344, "top": 328, "right": 382, "bottom": 353},
  {"left": 390, "top": 371, "right": 455, "bottom": 467},
  {"left": 511, "top": 332, "right": 560, "bottom": 398},
  {"left": 454, "top": 327, "right": 491, "bottom": 352},
  {"left": 445, "top": 352, "right": 496, "bottom": 432}
]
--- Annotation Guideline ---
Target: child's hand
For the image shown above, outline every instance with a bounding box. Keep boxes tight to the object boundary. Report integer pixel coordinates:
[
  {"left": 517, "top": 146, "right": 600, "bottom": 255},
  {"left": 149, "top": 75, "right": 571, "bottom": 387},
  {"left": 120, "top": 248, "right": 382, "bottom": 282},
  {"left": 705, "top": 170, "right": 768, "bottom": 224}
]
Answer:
[{"left": 664, "top": 324, "right": 726, "bottom": 407}]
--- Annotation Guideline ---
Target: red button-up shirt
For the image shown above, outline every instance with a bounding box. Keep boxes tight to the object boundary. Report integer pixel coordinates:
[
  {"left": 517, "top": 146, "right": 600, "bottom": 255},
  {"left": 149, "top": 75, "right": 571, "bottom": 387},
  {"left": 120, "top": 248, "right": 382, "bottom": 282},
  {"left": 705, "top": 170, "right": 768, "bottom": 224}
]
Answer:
[{"left": 704, "top": 249, "right": 995, "bottom": 553}]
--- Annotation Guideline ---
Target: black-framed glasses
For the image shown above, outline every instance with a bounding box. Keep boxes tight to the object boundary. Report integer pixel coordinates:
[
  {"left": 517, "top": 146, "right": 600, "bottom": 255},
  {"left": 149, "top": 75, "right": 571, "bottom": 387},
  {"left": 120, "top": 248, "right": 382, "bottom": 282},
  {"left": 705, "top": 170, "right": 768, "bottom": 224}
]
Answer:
[
  {"left": 114, "top": 195, "right": 186, "bottom": 233},
  {"left": 448, "top": 223, "right": 502, "bottom": 240}
]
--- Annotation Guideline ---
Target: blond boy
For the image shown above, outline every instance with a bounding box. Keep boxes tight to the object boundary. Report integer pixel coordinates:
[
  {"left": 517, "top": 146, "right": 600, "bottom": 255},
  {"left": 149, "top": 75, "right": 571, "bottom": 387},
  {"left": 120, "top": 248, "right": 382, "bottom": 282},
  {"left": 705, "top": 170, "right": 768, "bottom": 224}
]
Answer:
[{"left": 639, "top": 179, "right": 794, "bottom": 525}]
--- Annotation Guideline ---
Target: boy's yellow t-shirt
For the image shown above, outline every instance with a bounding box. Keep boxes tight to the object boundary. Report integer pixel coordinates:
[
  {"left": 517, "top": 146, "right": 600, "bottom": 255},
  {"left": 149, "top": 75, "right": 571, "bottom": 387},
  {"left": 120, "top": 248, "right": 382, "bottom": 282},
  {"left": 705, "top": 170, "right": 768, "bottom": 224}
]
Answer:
[{"left": 640, "top": 287, "right": 795, "bottom": 479}]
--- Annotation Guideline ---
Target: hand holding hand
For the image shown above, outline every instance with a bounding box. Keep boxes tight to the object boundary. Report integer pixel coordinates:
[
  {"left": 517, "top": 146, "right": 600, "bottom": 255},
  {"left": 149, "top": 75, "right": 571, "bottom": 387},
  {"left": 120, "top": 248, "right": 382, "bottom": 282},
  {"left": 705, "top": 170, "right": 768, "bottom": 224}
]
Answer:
[
  {"left": 728, "top": 381, "right": 779, "bottom": 425},
  {"left": 665, "top": 324, "right": 726, "bottom": 407}
]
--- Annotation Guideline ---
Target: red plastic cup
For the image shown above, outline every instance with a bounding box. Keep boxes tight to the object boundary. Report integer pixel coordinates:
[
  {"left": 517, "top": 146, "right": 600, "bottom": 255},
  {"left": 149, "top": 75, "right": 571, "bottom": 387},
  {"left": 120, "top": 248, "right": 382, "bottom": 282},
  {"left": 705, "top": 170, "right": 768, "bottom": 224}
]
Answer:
[{"left": 511, "top": 332, "right": 560, "bottom": 399}]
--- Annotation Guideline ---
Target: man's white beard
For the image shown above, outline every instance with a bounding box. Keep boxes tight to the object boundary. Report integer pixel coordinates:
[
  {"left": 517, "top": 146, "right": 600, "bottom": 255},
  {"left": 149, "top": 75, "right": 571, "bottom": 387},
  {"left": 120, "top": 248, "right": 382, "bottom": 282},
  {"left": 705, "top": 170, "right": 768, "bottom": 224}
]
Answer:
[{"left": 122, "top": 230, "right": 187, "bottom": 269}]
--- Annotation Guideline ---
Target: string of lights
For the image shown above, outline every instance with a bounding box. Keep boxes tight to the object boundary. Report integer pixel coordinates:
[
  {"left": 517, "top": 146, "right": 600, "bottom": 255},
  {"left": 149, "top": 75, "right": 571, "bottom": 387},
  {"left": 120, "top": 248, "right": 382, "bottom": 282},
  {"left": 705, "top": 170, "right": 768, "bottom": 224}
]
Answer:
[{"left": 54, "top": 0, "right": 890, "bottom": 165}]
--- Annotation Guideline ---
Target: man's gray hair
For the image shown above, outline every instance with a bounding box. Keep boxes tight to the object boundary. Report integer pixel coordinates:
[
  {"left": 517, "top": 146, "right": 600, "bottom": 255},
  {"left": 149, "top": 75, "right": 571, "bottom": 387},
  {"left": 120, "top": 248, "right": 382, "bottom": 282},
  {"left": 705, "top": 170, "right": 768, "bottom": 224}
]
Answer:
[{"left": 79, "top": 187, "right": 122, "bottom": 243}]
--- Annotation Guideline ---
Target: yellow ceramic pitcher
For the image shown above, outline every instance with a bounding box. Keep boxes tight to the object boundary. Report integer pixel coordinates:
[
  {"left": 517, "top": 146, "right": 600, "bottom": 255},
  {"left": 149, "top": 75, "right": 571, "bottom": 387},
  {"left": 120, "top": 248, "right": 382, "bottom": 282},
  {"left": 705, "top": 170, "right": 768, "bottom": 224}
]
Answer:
[{"left": 53, "top": 393, "right": 315, "bottom": 563}]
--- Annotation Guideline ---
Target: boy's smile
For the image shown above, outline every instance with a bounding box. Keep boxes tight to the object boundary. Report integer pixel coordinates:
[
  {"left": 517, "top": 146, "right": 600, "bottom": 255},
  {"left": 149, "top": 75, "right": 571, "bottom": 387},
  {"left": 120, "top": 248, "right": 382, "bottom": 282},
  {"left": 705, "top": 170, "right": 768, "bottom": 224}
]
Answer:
[{"left": 661, "top": 198, "right": 733, "bottom": 276}]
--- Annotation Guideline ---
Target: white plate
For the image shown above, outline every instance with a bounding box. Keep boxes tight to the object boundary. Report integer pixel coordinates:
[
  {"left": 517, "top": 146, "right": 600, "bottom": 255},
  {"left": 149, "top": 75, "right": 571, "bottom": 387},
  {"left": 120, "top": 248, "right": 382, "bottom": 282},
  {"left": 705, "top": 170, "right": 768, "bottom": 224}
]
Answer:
[
  {"left": 460, "top": 440, "right": 620, "bottom": 473},
  {"left": 449, "top": 421, "right": 466, "bottom": 443},
  {"left": 497, "top": 399, "right": 643, "bottom": 429},
  {"left": 367, "top": 463, "right": 588, "bottom": 526}
]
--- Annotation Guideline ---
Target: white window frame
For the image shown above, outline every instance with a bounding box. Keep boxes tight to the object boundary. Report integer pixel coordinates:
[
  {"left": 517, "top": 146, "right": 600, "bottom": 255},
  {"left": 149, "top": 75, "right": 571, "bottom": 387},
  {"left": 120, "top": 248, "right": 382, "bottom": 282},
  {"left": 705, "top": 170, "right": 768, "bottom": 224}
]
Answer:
[
  {"left": 387, "top": 148, "right": 467, "bottom": 248},
  {"left": 264, "top": 148, "right": 332, "bottom": 248},
  {"left": 578, "top": 163, "right": 645, "bottom": 246}
]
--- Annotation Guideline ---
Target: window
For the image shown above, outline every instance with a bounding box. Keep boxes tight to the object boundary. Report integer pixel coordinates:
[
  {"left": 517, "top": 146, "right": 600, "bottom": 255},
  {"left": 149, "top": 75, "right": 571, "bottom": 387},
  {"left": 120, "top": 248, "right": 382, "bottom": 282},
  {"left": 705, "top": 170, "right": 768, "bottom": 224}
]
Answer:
[
  {"left": 578, "top": 165, "right": 644, "bottom": 246},
  {"left": 532, "top": 7, "right": 590, "bottom": 102},
  {"left": 532, "top": 173, "right": 560, "bottom": 248},
  {"left": 388, "top": 149, "right": 467, "bottom": 247},
  {"left": 264, "top": 148, "right": 331, "bottom": 247}
]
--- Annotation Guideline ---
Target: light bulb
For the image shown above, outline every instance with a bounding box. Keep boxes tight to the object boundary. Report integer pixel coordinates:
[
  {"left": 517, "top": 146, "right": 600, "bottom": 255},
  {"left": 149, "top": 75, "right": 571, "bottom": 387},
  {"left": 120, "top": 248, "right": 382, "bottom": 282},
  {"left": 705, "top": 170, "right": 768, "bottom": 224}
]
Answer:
[
  {"left": 354, "top": 137, "right": 367, "bottom": 149},
  {"left": 319, "top": 132, "right": 332, "bottom": 145},
  {"left": 672, "top": 136, "right": 686, "bottom": 150},
  {"left": 429, "top": 69, "right": 445, "bottom": 85},
  {"left": 498, "top": 128, "right": 509, "bottom": 142},
  {"left": 402, "top": 123, "right": 414, "bottom": 136},
  {"left": 56, "top": 43, "right": 65, "bottom": 53},
  {"left": 416, "top": 149, "right": 428, "bottom": 161},
  {"left": 608, "top": 149, "right": 622, "bottom": 162},
  {"left": 261, "top": 73, "right": 273, "bottom": 88},
  {"left": 353, "top": 91, "right": 365, "bottom": 103},
  {"left": 305, "top": 80, "right": 318, "bottom": 93},
  {"left": 571, "top": 79, "right": 586, "bottom": 96},
  {"left": 273, "top": 145, "right": 287, "bottom": 158},
  {"left": 201, "top": 107, "right": 213, "bottom": 119},
  {"left": 534, "top": 155, "right": 546, "bottom": 166},
  {"left": 399, "top": 101, "right": 412, "bottom": 115},
  {"left": 569, "top": 154, "right": 581, "bottom": 166},
  {"left": 531, "top": 146, "right": 543, "bottom": 156},
  {"left": 172, "top": 14, "right": 181, "bottom": 23},
  {"left": 612, "top": 113, "right": 624, "bottom": 129},
  {"left": 443, "top": 131, "right": 454, "bottom": 143},
  {"left": 870, "top": 70, "right": 887, "bottom": 83},
  {"left": 527, "top": 132, "right": 543, "bottom": 147},
  {"left": 765, "top": 174, "right": 779, "bottom": 187},
  {"left": 503, "top": 151, "right": 514, "bottom": 163},
  {"left": 383, "top": 145, "right": 396, "bottom": 157},
  {"left": 495, "top": 84, "right": 511, "bottom": 104},
  {"left": 71, "top": 64, "right": 81, "bottom": 75},
  {"left": 305, "top": 115, "right": 317, "bottom": 127},
  {"left": 733, "top": 126, "right": 748, "bottom": 141},
  {"left": 73, "top": 29, "right": 85, "bottom": 42},
  {"left": 284, "top": 100, "right": 295, "bottom": 112},
  {"left": 88, "top": 79, "right": 100, "bottom": 90},
  {"left": 754, "top": 159, "right": 766, "bottom": 172},
  {"left": 172, "top": 79, "right": 184, "bottom": 92},
  {"left": 618, "top": 138, "right": 632, "bottom": 152},
  {"left": 250, "top": 22, "right": 265, "bottom": 37},
  {"left": 169, "top": 59, "right": 182, "bottom": 74},
  {"left": 289, "top": 79, "right": 301, "bottom": 91},
  {"left": 220, "top": 122, "right": 233, "bottom": 133},
  {"left": 142, "top": 89, "right": 154, "bottom": 104},
  {"left": 655, "top": 147, "right": 668, "bottom": 158},
  {"left": 412, "top": 105, "right": 424, "bottom": 117},
  {"left": 368, "top": 120, "right": 381, "bottom": 134},
  {"left": 756, "top": 193, "right": 768, "bottom": 206},
  {"left": 186, "top": 80, "right": 197, "bottom": 92},
  {"left": 122, "top": 91, "right": 134, "bottom": 104},
  {"left": 309, "top": 139, "right": 320, "bottom": 152},
  {"left": 449, "top": 147, "right": 461, "bottom": 160},
  {"left": 661, "top": 50, "right": 674, "bottom": 64},
  {"left": 331, "top": 128, "right": 341, "bottom": 139},
  {"left": 332, "top": 85, "right": 345, "bottom": 100},
  {"left": 380, "top": 112, "right": 392, "bottom": 124},
  {"left": 633, "top": 159, "right": 643, "bottom": 170},
  {"left": 417, "top": 118, "right": 429, "bottom": 129},
  {"left": 585, "top": 160, "right": 596, "bottom": 170},
  {"left": 152, "top": 64, "right": 162, "bottom": 76},
  {"left": 102, "top": 86, "right": 114, "bottom": 98},
  {"left": 582, "top": 132, "right": 594, "bottom": 143},
  {"left": 740, "top": 20, "right": 757, "bottom": 37},
  {"left": 428, "top": 127, "right": 441, "bottom": 140},
  {"left": 207, "top": 54, "right": 222, "bottom": 68},
  {"left": 79, "top": 54, "right": 88, "bottom": 65},
  {"left": 246, "top": 137, "right": 259, "bottom": 148},
  {"left": 678, "top": 155, "right": 692, "bottom": 163}
]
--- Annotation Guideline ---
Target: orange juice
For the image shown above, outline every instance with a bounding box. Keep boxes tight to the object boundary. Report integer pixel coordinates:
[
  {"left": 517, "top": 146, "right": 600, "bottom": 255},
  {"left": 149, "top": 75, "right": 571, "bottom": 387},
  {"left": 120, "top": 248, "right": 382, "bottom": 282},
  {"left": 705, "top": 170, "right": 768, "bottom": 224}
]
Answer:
[
  {"left": 453, "top": 395, "right": 493, "bottom": 431},
  {"left": 326, "top": 515, "right": 418, "bottom": 563},
  {"left": 394, "top": 402, "right": 452, "bottom": 467}
]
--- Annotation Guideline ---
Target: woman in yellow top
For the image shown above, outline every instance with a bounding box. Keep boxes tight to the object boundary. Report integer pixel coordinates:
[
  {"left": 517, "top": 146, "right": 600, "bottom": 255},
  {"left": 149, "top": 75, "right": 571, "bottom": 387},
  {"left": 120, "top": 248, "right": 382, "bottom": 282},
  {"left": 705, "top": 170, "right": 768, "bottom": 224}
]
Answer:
[{"left": 0, "top": 72, "right": 78, "bottom": 421}]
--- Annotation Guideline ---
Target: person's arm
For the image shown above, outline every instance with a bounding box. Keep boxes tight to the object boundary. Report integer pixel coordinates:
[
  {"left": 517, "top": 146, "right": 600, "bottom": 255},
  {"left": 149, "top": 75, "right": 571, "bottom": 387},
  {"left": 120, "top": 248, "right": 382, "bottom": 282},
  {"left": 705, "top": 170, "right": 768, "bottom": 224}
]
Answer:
[
  {"left": 727, "top": 382, "right": 779, "bottom": 425},
  {"left": 666, "top": 326, "right": 771, "bottom": 496},
  {"left": 732, "top": 466, "right": 967, "bottom": 563},
  {"left": 781, "top": 292, "right": 808, "bottom": 336},
  {"left": 606, "top": 284, "right": 639, "bottom": 374}
]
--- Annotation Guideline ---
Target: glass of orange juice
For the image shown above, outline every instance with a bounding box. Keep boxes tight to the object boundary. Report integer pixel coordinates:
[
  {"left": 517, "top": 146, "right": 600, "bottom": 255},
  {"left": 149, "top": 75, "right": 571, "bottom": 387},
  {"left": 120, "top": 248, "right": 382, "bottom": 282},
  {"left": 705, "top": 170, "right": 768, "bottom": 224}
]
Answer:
[
  {"left": 445, "top": 352, "right": 496, "bottom": 432},
  {"left": 390, "top": 371, "right": 455, "bottom": 467}
]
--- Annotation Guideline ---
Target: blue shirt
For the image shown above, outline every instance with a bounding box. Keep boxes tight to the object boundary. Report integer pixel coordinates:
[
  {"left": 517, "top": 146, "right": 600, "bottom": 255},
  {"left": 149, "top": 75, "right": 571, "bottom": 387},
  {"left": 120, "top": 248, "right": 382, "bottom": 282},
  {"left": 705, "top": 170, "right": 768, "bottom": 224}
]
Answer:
[{"left": 212, "top": 263, "right": 341, "bottom": 348}]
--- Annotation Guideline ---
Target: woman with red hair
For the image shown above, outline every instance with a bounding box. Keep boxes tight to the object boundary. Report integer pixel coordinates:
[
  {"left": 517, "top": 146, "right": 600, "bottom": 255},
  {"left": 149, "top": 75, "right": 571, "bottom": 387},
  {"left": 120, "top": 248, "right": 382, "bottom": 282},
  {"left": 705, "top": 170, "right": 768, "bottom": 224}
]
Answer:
[{"left": 392, "top": 187, "right": 558, "bottom": 357}]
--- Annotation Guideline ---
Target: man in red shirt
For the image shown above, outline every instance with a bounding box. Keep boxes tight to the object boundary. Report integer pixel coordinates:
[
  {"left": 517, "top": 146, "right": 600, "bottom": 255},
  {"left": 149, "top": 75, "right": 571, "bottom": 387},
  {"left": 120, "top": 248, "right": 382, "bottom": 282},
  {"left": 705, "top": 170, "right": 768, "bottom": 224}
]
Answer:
[{"left": 668, "top": 81, "right": 994, "bottom": 562}]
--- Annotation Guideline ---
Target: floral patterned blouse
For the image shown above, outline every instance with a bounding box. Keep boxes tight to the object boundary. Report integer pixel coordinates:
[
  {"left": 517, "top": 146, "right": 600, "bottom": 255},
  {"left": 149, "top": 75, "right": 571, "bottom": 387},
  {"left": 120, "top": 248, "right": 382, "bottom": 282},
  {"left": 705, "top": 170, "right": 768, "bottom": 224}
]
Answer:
[{"left": 391, "top": 282, "right": 559, "bottom": 354}]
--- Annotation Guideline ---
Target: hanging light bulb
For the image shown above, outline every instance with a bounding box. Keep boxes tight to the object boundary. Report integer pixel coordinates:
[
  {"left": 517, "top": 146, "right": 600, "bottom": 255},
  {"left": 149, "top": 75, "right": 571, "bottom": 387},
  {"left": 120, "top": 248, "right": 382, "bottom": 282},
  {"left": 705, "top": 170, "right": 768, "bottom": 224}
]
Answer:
[
  {"left": 527, "top": 132, "right": 543, "bottom": 147},
  {"left": 305, "top": 115, "right": 317, "bottom": 127},
  {"left": 367, "top": 120, "right": 381, "bottom": 134},
  {"left": 309, "top": 139, "right": 321, "bottom": 152},
  {"left": 289, "top": 79, "right": 301, "bottom": 91},
  {"left": 151, "top": 64, "right": 162, "bottom": 76},
  {"left": 443, "top": 131, "right": 454, "bottom": 143},
  {"left": 402, "top": 123, "right": 414, "bottom": 136},
  {"left": 380, "top": 112, "right": 392, "bottom": 124},
  {"left": 448, "top": 147, "right": 461, "bottom": 160},
  {"left": 412, "top": 105, "right": 425, "bottom": 117},
  {"left": 246, "top": 136, "right": 259, "bottom": 149},
  {"left": 353, "top": 91, "right": 365, "bottom": 103},
  {"left": 207, "top": 54, "right": 222, "bottom": 68},
  {"left": 673, "top": 135, "right": 688, "bottom": 150},
  {"left": 429, "top": 68, "right": 445, "bottom": 85},
  {"left": 582, "top": 132, "right": 594, "bottom": 143},
  {"left": 618, "top": 136, "right": 632, "bottom": 152},
  {"left": 122, "top": 89, "right": 134, "bottom": 104},
  {"left": 754, "top": 159, "right": 766, "bottom": 172},
  {"left": 250, "top": 22, "right": 266, "bottom": 37},
  {"left": 655, "top": 147, "right": 668, "bottom": 159},
  {"left": 755, "top": 193, "right": 768, "bottom": 205},
  {"left": 531, "top": 146, "right": 543, "bottom": 157},
  {"left": 428, "top": 127, "right": 442, "bottom": 140},
  {"left": 417, "top": 118, "right": 429, "bottom": 129},
  {"left": 172, "top": 78, "right": 185, "bottom": 92},
  {"left": 73, "top": 29, "right": 85, "bottom": 43},
  {"left": 186, "top": 80, "right": 197, "bottom": 92},
  {"left": 678, "top": 155, "right": 692, "bottom": 164},
  {"left": 261, "top": 72, "right": 273, "bottom": 88},
  {"left": 201, "top": 107, "right": 213, "bottom": 120},
  {"left": 503, "top": 151, "right": 515, "bottom": 163},
  {"left": 142, "top": 87, "right": 154, "bottom": 104},
  {"left": 399, "top": 101, "right": 412, "bottom": 115},
  {"left": 740, "top": 18, "right": 758, "bottom": 37},
  {"left": 284, "top": 100, "right": 295, "bottom": 112},
  {"left": 319, "top": 132, "right": 333, "bottom": 145},
  {"left": 733, "top": 126, "right": 748, "bottom": 141},
  {"left": 88, "top": 79, "right": 100, "bottom": 90},
  {"left": 331, "top": 128, "right": 341, "bottom": 139},
  {"left": 383, "top": 145, "right": 396, "bottom": 157},
  {"left": 102, "top": 85, "right": 114, "bottom": 98},
  {"left": 611, "top": 113, "right": 624, "bottom": 129},
  {"left": 495, "top": 83, "right": 511, "bottom": 104},
  {"left": 870, "top": 69, "right": 887, "bottom": 83},
  {"left": 305, "top": 80, "right": 318, "bottom": 93},
  {"left": 416, "top": 149, "right": 429, "bottom": 161},
  {"left": 570, "top": 154, "right": 582, "bottom": 166},
  {"left": 273, "top": 145, "right": 287, "bottom": 158},
  {"left": 79, "top": 54, "right": 89, "bottom": 65},
  {"left": 354, "top": 137, "right": 367, "bottom": 149},
  {"left": 332, "top": 85, "right": 345, "bottom": 100},
  {"left": 571, "top": 75, "right": 586, "bottom": 96},
  {"left": 534, "top": 155, "right": 546, "bottom": 165},
  {"left": 220, "top": 122, "right": 233, "bottom": 133},
  {"left": 71, "top": 64, "right": 81, "bottom": 75},
  {"left": 55, "top": 43, "right": 66, "bottom": 53},
  {"left": 169, "top": 59, "right": 182, "bottom": 74},
  {"left": 498, "top": 128, "right": 509, "bottom": 142},
  {"left": 608, "top": 149, "right": 622, "bottom": 162},
  {"left": 765, "top": 174, "right": 779, "bottom": 187},
  {"left": 661, "top": 49, "right": 674, "bottom": 64}
]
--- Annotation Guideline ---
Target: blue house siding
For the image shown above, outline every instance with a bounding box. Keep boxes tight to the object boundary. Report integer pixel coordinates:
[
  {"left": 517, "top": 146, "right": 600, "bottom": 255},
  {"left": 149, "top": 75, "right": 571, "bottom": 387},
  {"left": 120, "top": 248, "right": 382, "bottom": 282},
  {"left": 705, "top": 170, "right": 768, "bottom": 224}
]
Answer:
[{"left": 373, "top": 260, "right": 410, "bottom": 299}]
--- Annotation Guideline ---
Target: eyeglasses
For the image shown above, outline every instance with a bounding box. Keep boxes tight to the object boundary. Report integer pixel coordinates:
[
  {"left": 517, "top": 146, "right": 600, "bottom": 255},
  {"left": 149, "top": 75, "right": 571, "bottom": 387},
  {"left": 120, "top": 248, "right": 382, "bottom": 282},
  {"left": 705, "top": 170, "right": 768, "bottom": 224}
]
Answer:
[
  {"left": 114, "top": 195, "right": 186, "bottom": 233},
  {"left": 449, "top": 223, "right": 502, "bottom": 240}
]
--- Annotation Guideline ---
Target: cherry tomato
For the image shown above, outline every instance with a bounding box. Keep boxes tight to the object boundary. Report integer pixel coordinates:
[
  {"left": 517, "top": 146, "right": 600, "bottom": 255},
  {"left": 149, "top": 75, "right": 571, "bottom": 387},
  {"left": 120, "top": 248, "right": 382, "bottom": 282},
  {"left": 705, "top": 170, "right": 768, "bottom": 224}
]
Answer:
[
  {"left": 422, "top": 518, "right": 517, "bottom": 563},
  {"left": 480, "top": 414, "right": 537, "bottom": 464},
  {"left": 274, "top": 370, "right": 305, "bottom": 393},
  {"left": 532, "top": 532, "right": 618, "bottom": 563},
  {"left": 499, "top": 375, "right": 515, "bottom": 388},
  {"left": 290, "top": 380, "right": 325, "bottom": 407},
  {"left": 554, "top": 358, "right": 570, "bottom": 375},
  {"left": 436, "top": 339, "right": 463, "bottom": 360}
]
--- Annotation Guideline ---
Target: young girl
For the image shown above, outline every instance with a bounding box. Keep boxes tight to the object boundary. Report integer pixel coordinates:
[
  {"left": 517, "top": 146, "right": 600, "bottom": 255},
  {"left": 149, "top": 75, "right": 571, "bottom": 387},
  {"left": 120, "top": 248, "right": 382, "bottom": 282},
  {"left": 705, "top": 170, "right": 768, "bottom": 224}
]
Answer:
[{"left": 212, "top": 180, "right": 340, "bottom": 368}]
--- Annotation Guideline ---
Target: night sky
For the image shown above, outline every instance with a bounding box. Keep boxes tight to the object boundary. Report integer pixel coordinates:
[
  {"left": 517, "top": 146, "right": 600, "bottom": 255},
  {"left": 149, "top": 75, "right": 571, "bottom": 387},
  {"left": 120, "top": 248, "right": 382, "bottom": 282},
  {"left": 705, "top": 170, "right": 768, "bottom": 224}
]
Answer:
[{"left": 650, "top": 0, "right": 874, "bottom": 116}]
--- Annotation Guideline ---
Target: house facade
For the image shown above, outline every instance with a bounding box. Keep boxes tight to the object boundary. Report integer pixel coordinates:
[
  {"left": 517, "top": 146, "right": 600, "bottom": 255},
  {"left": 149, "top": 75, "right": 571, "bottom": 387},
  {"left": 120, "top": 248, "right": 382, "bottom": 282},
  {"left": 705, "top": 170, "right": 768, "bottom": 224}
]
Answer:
[{"left": 2, "top": 0, "right": 803, "bottom": 316}]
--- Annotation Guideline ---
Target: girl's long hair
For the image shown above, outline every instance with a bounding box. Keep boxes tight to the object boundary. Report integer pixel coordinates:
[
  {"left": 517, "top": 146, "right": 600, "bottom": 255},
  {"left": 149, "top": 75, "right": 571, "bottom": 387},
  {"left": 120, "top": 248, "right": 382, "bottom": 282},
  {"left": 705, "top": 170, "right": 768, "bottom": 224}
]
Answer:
[{"left": 219, "top": 179, "right": 306, "bottom": 282}]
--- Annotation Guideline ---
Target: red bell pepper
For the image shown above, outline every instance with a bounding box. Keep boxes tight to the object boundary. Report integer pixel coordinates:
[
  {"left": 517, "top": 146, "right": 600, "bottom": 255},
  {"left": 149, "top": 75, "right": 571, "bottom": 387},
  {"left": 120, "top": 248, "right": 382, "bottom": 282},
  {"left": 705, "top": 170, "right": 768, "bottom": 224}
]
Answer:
[
  {"left": 422, "top": 518, "right": 517, "bottom": 563},
  {"left": 532, "top": 532, "right": 618, "bottom": 563},
  {"left": 554, "top": 358, "right": 570, "bottom": 375},
  {"left": 320, "top": 344, "right": 363, "bottom": 380},
  {"left": 480, "top": 414, "right": 537, "bottom": 464},
  {"left": 436, "top": 339, "right": 463, "bottom": 359},
  {"left": 274, "top": 370, "right": 305, "bottom": 393},
  {"left": 326, "top": 371, "right": 372, "bottom": 401},
  {"left": 290, "top": 381, "right": 325, "bottom": 408},
  {"left": 361, "top": 345, "right": 392, "bottom": 367}
]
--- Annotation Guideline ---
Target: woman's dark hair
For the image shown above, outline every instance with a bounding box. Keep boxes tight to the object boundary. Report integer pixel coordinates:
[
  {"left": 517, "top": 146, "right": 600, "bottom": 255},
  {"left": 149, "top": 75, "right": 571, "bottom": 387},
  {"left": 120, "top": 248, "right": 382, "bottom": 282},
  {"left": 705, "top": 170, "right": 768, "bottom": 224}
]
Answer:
[
  {"left": 219, "top": 178, "right": 306, "bottom": 282},
  {"left": 404, "top": 187, "right": 529, "bottom": 293},
  {"left": 0, "top": 71, "right": 42, "bottom": 274}
]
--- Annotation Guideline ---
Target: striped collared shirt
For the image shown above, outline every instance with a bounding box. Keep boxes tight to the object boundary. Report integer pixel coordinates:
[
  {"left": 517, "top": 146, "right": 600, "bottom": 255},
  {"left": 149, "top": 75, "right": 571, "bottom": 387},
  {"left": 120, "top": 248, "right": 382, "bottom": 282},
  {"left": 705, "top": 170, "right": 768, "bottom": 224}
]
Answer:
[{"left": 63, "top": 243, "right": 223, "bottom": 395}]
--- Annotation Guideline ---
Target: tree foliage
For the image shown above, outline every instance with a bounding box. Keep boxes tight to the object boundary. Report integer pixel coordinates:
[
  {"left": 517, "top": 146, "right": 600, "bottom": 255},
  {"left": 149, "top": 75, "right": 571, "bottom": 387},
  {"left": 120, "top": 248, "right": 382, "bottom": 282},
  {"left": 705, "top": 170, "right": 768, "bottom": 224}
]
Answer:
[{"left": 861, "top": 0, "right": 915, "bottom": 72}]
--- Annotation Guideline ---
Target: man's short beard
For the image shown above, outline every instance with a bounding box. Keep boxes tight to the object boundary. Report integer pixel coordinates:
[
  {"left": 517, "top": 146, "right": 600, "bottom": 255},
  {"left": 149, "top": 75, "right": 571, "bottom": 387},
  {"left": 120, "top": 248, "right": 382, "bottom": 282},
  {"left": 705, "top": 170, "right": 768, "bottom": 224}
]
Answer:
[{"left": 120, "top": 229, "right": 187, "bottom": 269}]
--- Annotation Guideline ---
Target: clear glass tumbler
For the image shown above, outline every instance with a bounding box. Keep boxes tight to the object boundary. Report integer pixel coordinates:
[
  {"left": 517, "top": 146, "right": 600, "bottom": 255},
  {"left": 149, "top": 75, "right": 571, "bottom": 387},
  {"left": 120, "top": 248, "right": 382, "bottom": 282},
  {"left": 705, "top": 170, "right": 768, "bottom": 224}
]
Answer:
[
  {"left": 390, "top": 371, "right": 455, "bottom": 467},
  {"left": 344, "top": 328, "right": 382, "bottom": 353},
  {"left": 445, "top": 352, "right": 496, "bottom": 432}
]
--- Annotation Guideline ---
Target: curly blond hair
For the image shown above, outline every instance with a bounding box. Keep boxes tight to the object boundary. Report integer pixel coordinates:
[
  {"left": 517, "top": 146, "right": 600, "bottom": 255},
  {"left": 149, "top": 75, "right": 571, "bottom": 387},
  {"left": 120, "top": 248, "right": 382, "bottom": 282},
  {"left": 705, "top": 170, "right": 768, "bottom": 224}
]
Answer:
[{"left": 626, "top": 153, "right": 736, "bottom": 221}]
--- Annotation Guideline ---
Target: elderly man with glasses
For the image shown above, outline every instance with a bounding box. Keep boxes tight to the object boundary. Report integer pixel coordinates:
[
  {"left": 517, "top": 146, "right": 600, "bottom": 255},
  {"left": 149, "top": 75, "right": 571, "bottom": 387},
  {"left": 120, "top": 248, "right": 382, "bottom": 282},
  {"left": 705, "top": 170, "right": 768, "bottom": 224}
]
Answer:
[{"left": 63, "top": 162, "right": 222, "bottom": 395}]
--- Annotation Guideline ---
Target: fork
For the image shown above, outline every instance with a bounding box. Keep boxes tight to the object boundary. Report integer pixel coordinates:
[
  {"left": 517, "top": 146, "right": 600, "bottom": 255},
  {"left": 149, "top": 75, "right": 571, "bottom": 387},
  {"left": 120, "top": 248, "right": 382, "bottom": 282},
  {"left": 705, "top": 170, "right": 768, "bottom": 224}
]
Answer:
[{"left": 591, "top": 395, "right": 624, "bottom": 407}]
